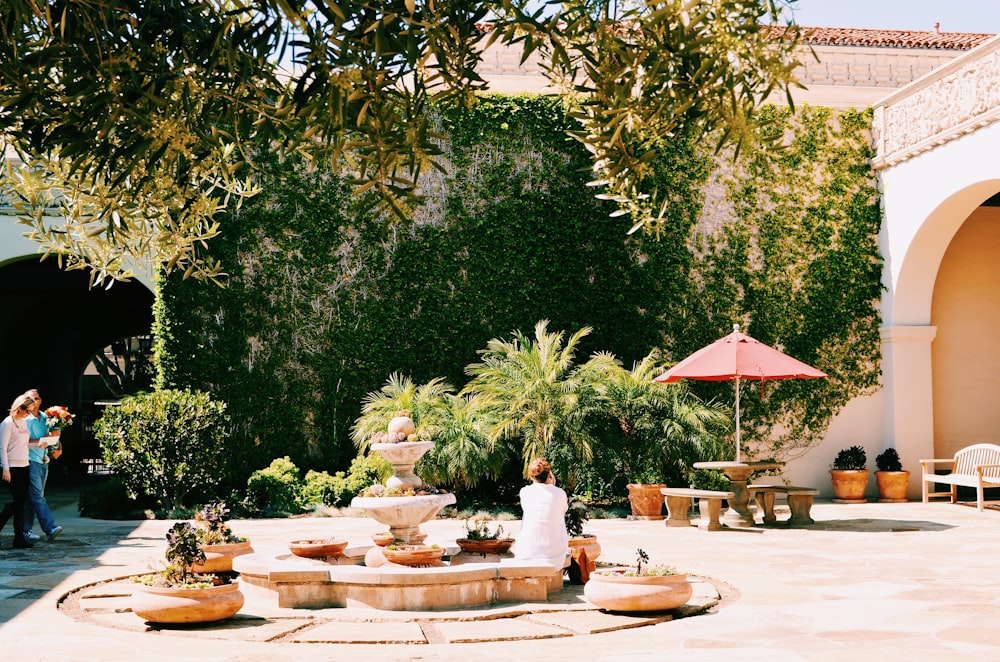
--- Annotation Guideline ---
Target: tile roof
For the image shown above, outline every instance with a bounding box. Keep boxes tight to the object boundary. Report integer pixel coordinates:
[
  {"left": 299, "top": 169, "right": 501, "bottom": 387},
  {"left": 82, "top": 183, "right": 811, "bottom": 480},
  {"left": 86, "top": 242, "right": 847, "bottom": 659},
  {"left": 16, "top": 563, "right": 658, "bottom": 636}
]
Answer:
[{"left": 797, "top": 26, "right": 995, "bottom": 50}]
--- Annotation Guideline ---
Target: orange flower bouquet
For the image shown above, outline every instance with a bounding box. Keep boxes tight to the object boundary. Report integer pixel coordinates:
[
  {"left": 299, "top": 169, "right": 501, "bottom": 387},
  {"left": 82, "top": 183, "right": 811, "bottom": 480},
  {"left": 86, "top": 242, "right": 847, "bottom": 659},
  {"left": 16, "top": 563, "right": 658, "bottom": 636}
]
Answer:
[{"left": 44, "top": 405, "right": 76, "bottom": 431}]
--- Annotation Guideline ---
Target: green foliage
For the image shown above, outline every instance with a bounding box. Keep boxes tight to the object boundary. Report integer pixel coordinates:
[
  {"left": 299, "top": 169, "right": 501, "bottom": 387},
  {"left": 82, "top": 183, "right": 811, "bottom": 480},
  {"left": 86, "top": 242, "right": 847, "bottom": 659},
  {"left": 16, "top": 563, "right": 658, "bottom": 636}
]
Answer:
[
  {"left": 689, "top": 470, "right": 731, "bottom": 492},
  {"left": 832, "top": 446, "right": 868, "bottom": 471},
  {"left": 94, "top": 389, "right": 230, "bottom": 511},
  {"left": 684, "top": 105, "right": 883, "bottom": 460},
  {"left": 300, "top": 454, "right": 390, "bottom": 508},
  {"left": 565, "top": 500, "right": 590, "bottom": 538},
  {"left": 244, "top": 457, "right": 304, "bottom": 516},
  {"left": 461, "top": 320, "right": 620, "bottom": 492},
  {"left": 875, "top": 448, "right": 903, "bottom": 473},
  {"left": 154, "top": 96, "right": 882, "bottom": 497},
  {"left": 0, "top": 1, "right": 800, "bottom": 284},
  {"left": 592, "top": 350, "right": 731, "bottom": 488}
]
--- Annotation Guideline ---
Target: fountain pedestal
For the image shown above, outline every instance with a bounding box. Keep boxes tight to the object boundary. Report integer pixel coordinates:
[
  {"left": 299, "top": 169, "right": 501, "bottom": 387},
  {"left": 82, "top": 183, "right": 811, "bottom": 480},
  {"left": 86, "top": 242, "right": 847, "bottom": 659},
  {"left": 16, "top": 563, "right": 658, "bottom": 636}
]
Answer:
[{"left": 350, "top": 440, "right": 455, "bottom": 544}]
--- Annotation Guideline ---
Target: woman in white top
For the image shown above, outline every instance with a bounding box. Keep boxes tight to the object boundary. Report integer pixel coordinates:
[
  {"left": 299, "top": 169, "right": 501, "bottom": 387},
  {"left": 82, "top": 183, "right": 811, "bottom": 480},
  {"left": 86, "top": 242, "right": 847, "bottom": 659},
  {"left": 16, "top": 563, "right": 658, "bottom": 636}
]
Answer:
[
  {"left": 0, "top": 394, "right": 35, "bottom": 548},
  {"left": 512, "top": 457, "right": 568, "bottom": 570}
]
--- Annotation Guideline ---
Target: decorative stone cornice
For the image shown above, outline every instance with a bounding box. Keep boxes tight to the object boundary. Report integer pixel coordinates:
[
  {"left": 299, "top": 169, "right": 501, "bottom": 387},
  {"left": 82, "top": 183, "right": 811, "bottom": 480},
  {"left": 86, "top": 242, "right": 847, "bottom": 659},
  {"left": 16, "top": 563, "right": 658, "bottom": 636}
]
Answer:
[{"left": 872, "top": 35, "right": 1000, "bottom": 169}]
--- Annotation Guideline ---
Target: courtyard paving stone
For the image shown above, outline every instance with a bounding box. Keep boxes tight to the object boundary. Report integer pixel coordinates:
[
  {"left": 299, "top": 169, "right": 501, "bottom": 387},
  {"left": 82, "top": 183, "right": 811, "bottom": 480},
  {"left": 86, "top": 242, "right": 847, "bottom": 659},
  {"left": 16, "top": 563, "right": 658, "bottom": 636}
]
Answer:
[{"left": 2, "top": 487, "right": 1000, "bottom": 660}]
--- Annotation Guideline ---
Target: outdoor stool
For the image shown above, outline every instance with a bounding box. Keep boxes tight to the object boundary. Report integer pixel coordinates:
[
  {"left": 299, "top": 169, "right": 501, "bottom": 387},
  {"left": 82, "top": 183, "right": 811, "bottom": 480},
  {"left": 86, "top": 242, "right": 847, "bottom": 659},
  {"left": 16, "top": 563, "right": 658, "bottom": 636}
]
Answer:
[
  {"left": 749, "top": 484, "right": 818, "bottom": 526},
  {"left": 660, "top": 487, "right": 735, "bottom": 531}
]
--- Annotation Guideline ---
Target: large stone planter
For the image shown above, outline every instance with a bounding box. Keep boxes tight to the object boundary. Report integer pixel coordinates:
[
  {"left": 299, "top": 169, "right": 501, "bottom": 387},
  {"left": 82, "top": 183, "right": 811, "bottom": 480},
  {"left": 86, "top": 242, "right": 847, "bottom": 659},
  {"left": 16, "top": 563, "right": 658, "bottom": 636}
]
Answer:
[
  {"left": 191, "top": 540, "right": 254, "bottom": 574},
  {"left": 830, "top": 469, "right": 870, "bottom": 503},
  {"left": 875, "top": 470, "right": 910, "bottom": 502},
  {"left": 584, "top": 570, "right": 692, "bottom": 612},
  {"left": 626, "top": 483, "right": 667, "bottom": 520},
  {"left": 130, "top": 581, "right": 244, "bottom": 624}
]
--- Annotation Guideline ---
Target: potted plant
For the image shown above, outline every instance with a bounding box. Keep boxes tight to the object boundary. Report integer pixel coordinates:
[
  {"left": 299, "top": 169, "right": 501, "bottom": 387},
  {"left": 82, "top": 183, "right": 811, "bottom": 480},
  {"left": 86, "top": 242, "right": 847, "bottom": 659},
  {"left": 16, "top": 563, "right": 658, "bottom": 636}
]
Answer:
[
  {"left": 565, "top": 499, "right": 601, "bottom": 578},
  {"left": 456, "top": 515, "right": 514, "bottom": 554},
  {"left": 830, "top": 445, "right": 869, "bottom": 502},
  {"left": 192, "top": 502, "right": 253, "bottom": 573},
  {"left": 130, "top": 522, "right": 245, "bottom": 624},
  {"left": 874, "top": 448, "right": 910, "bottom": 502},
  {"left": 626, "top": 468, "right": 667, "bottom": 520},
  {"left": 584, "top": 548, "right": 693, "bottom": 612}
]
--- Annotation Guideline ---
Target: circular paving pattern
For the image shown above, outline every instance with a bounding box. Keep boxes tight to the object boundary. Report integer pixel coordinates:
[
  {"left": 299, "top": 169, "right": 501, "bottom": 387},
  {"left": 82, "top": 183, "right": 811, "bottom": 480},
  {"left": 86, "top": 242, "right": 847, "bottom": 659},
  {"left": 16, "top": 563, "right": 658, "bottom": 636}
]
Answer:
[{"left": 59, "top": 574, "right": 731, "bottom": 645}]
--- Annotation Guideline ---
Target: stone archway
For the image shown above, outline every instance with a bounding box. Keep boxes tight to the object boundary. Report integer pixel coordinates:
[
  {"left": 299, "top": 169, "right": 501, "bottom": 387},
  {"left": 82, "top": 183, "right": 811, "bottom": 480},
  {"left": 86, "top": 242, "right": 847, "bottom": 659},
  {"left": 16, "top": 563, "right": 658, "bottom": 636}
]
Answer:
[{"left": 0, "top": 256, "right": 153, "bottom": 477}]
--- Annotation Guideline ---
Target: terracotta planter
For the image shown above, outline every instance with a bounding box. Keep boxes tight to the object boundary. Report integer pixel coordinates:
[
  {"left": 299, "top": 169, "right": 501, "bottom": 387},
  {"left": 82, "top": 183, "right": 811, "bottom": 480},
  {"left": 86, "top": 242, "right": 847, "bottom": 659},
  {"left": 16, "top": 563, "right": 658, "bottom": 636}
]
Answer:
[
  {"left": 191, "top": 540, "right": 253, "bottom": 574},
  {"left": 875, "top": 470, "right": 910, "bottom": 502},
  {"left": 568, "top": 535, "right": 601, "bottom": 564},
  {"left": 371, "top": 532, "right": 395, "bottom": 547},
  {"left": 382, "top": 545, "right": 446, "bottom": 566},
  {"left": 626, "top": 483, "right": 667, "bottom": 520},
  {"left": 288, "top": 539, "right": 348, "bottom": 559},
  {"left": 584, "top": 570, "right": 692, "bottom": 612},
  {"left": 130, "top": 581, "right": 244, "bottom": 624},
  {"left": 829, "top": 469, "right": 870, "bottom": 503},
  {"left": 455, "top": 538, "right": 515, "bottom": 555}
]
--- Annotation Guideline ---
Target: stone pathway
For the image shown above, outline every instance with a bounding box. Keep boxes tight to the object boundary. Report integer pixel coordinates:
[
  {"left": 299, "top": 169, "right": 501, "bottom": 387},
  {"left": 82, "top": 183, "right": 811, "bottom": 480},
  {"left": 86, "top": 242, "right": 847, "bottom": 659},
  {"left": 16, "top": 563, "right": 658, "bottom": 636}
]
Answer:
[{"left": 4, "top": 488, "right": 1000, "bottom": 660}]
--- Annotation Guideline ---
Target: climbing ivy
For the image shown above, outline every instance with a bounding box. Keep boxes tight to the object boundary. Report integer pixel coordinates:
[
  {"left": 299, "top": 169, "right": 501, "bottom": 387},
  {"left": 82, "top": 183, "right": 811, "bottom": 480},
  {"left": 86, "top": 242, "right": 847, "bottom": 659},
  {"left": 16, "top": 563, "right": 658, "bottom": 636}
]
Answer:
[
  {"left": 156, "top": 95, "right": 881, "bottom": 491},
  {"left": 681, "top": 105, "right": 882, "bottom": 460}
]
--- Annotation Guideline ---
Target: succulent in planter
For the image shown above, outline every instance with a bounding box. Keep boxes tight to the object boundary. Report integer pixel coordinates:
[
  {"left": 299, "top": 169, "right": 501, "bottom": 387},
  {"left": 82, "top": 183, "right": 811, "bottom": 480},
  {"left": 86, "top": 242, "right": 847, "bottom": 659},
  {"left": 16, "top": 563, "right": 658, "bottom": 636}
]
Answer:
[
  {"left": 830, "top": 445, "right": 870, "bottom": 502},
  {"left": 462, "top": 516, "right": 507, "bottom": 541},
  {"left": 599, "top": 548, "right": 679, "bottom": 578},
  {"left": 133, "top": 522, "right": 229, "bottom": 588},
  {"left": 832, "top": 445, "right": 867, "bottom": 471},
  {"left": 195, "top": 502, "right": 246, "bottom": 545},
  {"left": 585, "top": 548, "right": 691, "bottom": 611},
  {"left": 129, "top": 521, "right": 245, "bottom": 624},
  {"left": 875, "top": 448, "right": 903, "bottom": 473}
]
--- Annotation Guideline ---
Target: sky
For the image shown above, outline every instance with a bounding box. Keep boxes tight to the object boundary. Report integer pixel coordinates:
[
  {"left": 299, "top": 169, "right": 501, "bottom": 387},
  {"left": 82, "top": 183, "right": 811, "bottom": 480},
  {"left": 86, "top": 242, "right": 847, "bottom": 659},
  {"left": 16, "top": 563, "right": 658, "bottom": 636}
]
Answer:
[{"left": 785, "top": 0, "right": 1000, "bottom": 34}]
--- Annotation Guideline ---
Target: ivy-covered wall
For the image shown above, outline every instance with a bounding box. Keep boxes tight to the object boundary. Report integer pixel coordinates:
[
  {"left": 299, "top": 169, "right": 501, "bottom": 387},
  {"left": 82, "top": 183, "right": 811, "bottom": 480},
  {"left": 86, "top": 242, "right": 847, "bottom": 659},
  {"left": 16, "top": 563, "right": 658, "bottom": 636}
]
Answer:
[{"left": 158, "top": 95, "right": 881, "bottom": 487}]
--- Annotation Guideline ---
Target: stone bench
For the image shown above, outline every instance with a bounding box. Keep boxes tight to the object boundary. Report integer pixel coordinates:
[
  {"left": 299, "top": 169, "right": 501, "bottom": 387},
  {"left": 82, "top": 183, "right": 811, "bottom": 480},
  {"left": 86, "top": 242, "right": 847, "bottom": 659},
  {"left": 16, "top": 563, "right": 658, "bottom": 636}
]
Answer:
[
  {"left": 660, "top": 487, "right": 735, "bottom": 531},
  {"left": 748, "top": 484, "right": 819, "bottom": 526}
]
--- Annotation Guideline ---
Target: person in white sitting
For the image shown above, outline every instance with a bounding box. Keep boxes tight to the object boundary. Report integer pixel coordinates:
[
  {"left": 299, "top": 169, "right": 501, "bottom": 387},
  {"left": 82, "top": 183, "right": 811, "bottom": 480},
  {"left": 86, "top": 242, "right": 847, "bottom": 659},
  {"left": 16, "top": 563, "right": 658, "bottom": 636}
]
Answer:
[{"left": 512, "top": 457, "right": 568, "bottom": 570}]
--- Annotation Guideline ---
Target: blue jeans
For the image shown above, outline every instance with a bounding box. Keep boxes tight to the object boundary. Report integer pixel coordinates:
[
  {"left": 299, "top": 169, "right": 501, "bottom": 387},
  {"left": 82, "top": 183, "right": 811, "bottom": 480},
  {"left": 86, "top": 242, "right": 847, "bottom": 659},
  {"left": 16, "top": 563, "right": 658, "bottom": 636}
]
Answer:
[{"left": 24, "top": 460, "right": 56, "bottom": 536}]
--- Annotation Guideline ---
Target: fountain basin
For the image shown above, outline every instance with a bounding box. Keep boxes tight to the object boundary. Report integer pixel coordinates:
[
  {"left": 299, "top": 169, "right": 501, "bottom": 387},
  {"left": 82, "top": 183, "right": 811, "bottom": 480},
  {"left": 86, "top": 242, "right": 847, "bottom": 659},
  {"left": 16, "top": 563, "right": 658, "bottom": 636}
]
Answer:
[
  {"left": 234, "top": 552, "right": 561, "bottom": 610},
  {"left": 350, "top": 493, "right": 456, "bottom": 544}
]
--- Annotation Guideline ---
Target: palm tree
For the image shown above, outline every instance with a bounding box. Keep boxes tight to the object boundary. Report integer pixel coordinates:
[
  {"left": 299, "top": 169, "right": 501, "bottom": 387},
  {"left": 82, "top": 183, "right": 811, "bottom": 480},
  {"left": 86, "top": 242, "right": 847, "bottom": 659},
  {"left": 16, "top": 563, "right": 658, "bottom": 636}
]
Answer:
[
  {"left": 461, "top": 320, "right": 619, "bottom": 489},
  {"left": 600, "top": 349, "right": 731, "bottom": 486},
  {"left": 418, "top": 393, "right": 508, "bottom": 490},
  {"left": 350, "top": 374, "right": 455, "bottom": 452}
]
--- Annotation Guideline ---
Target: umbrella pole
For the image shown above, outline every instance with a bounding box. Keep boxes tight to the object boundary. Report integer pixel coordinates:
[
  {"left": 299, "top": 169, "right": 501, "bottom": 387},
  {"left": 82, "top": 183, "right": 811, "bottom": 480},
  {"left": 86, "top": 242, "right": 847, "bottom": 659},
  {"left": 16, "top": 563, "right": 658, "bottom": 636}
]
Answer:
[{"left": 735, "top": 375, "right": 741, "bottom": 463}]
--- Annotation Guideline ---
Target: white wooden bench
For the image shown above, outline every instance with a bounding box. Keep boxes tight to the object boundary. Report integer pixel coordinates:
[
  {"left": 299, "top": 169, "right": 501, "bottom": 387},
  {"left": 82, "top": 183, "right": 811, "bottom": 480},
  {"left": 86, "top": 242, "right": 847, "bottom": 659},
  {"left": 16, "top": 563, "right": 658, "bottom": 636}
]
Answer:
[
  {"left": 748, "top": 484, "right": 819, "bottom": 526},
  {"left": 920, "top": 443, "right": 1000, "bottom": 511},
  {"left": 660, "top": 487, "right": 735, "bottom": 531}
]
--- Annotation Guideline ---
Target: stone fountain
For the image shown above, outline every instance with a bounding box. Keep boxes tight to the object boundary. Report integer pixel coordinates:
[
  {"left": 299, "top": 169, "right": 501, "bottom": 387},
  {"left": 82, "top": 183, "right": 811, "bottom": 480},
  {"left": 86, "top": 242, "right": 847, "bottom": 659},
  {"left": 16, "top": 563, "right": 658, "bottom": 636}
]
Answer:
[{"left": 233, "top": 416, "right": 562, "bottom": 610}]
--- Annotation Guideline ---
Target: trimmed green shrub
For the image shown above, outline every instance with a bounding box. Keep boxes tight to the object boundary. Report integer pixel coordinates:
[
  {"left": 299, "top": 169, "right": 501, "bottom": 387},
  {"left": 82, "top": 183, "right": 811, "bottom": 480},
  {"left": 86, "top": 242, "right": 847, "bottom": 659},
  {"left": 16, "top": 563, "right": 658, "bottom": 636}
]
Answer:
[
  {"left": 301, "top": 453, "right": 392, "bottom": 508},
  {"left": 244, "top": 456, "right": 304, "bottom": 516},
  {"left": 94, "top": 389, "right": 230, "bottom": 510},
  {"left": 689, "top": 470, "right": 731, "bottom": 492}
]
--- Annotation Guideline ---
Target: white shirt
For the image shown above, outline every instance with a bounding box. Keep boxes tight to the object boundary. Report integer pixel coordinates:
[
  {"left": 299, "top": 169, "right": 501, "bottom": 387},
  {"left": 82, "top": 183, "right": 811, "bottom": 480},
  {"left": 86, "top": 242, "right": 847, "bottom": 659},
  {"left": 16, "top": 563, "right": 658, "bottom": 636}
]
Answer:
[
  {"left": 512, "top": 481, "right": 569, "bottom": 569},
  {"left": 0, "top": 416, "right": 30, "bottom": 470}
]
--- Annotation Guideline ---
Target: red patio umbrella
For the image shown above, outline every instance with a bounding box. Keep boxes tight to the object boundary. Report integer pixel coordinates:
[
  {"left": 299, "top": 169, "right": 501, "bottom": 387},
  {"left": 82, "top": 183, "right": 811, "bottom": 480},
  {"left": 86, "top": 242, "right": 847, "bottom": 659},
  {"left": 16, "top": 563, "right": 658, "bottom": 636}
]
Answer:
[{"left": 654, "top": 324, "right": 827, "bottom": 462}]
